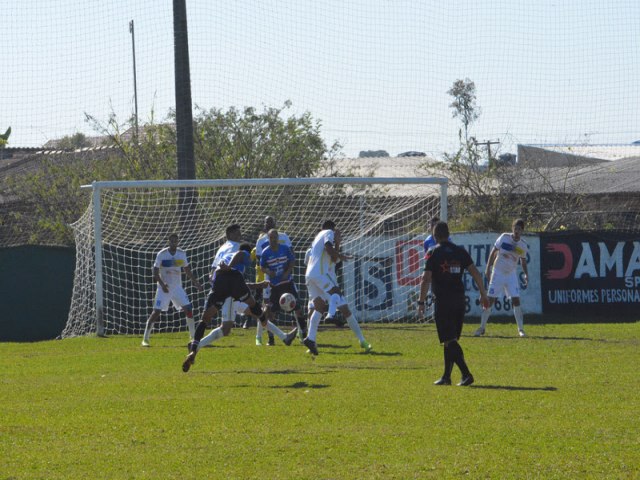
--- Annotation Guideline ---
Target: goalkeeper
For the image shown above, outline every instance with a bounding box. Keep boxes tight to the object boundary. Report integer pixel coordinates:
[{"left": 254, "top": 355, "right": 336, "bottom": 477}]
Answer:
[{"left": 141, "top": 234, "right": 203, "bottom": 347}]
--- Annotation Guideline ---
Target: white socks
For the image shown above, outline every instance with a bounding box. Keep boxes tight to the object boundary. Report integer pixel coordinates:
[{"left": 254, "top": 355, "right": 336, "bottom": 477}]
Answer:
[
  {"left": 513, "top": 305, "right": 524, "bottom": 331},
  {"left": 346, "top": 312, "right": 365, "bottom": 343},
  {"left": 479, "top": 308, "right": 492, "bottom": 329},
  {"left": 197, "top": 326, "right": 223, "bottom": 350},
  {"left": 327, "top": 294, "right": 340, "bottom": 317},
  {"left": 186, "top": 317, "right": 195, "bottom": 340},
  {"left": 267, "top": 321, "right": 286, "bottom": 340},
  {"left": 307, "top": 310, "right": 322, "bottom": 341}
]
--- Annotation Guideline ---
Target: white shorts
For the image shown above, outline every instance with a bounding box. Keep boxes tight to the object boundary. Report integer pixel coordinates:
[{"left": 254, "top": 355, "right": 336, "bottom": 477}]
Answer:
[
  {"left": 153, "top": 286, "right": 191, "bottom": 312},
  {"left": 219, "top": 297, "right": 248, "bottom": 323},
  {"left": 306, "top": 273, "right": 338, "bottom": 303},
  {"left": 488, "top": 271, "right": 520, "bottom": 299}
]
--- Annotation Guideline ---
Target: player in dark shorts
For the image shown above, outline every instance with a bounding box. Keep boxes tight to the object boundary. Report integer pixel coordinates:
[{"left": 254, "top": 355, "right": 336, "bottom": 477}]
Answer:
[
  {"left": 182, "top": 243, "right": 265, "bottom": 372},
  {"left": 417, "top": 221, "right": 489, "bottom": 386},
  {"left": 260, "top": 229, "right": 308, "bottom": 339}
]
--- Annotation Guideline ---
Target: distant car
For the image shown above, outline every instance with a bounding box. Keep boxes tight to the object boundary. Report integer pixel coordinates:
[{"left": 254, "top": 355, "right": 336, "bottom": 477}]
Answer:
[
  {"left": 397, "top": 151, "right": 426, "bottom": 157},
  {"left": 632, "top": 140, "right": 640, "bottom": 145}
]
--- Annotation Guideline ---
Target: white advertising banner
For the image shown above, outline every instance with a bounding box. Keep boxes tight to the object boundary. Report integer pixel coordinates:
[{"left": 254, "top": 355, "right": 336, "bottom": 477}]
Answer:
[{"left": 340, "top": 233, "right": 541, "bottom": 322}]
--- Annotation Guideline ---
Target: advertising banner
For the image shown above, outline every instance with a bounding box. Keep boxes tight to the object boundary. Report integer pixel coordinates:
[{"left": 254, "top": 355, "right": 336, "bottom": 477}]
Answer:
[
  {"left": 341, "top": 233, "right": 541, "bottom": 321},
  {"left": 540, "top": 232, "right": 640, "bottom": 313}
]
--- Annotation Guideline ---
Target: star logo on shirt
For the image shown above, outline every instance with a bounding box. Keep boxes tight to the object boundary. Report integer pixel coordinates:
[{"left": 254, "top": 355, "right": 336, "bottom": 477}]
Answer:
[{"left": 440, "top": 261, "right": 451, "bottom": 273}]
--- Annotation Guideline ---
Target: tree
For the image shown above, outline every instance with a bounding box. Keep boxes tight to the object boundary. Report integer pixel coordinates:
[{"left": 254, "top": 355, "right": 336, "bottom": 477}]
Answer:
[
  {"left": 447, "top": 78, "right": 480, "bottom": 144},
  {"left": 2, "top": 102, "right": 346, "bottom": 245},
  {"left": 419, "top": 79, "right": 588, "bottom": 232},
  {"left": 0, "top": 127, "right": 10, "bottom": 148},
  {"left": 55, "top": 132, "right": 92, "bottom": 150}
]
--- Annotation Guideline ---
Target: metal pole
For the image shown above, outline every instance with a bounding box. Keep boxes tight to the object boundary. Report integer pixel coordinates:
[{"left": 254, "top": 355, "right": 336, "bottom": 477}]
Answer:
[
  {"left": 129, "top": 20, "right": 139, "bottom": 145},
  {"left": 92, "top": 184, "right": 105, "bottom": 337}
]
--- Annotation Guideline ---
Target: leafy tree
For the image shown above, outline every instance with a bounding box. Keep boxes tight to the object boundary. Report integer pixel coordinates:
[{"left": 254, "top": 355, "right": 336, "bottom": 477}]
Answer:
[
  {"left": 2, "top": 102, "right": 347, "bottom": 245},
  {"left": 56, "top": 132, "right": 91, "bottom": 150},
  {"left": 420, "top": 79, "right": 587, "bottom": 232},
  {"left": 448, "top": 79, "right": 480, "bottom": 144},
  {"left": 0, "top": 127, "right": 10, "bottom": 148}
]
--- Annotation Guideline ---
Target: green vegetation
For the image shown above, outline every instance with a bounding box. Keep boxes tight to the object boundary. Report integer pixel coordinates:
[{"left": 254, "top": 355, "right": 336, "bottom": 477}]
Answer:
[{"left": 1, "top": 322, "right": 638, "bottom": 479}]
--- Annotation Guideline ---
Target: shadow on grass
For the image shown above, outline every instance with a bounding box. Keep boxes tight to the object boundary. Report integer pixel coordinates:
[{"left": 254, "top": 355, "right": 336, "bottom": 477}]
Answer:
[
  {"left": 464, "top": 334, "right": 632, "bottom": 343},
  {"left": 471, "top": 385, "right": 557, "bottom": 391},
  {"left": 271, "top": 381, "right": 329, "bottom": 390}
]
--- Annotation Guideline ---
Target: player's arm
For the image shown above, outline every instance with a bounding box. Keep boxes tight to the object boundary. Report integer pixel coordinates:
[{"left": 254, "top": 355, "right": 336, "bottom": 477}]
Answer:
[
  {"left": 417, "top": 269, "right": 432, "bottom": 317},
  {"left": 153, "top": 266, "right": 169, "bottom": 293},
  {"left": 324, "top": 241, "right": 349, "bottom": 263},
  {"left": 485, "top": 247, "right": 498, "bottom": 280},
  {"left": 468, "top": 263, "right": 489, "bottom": 309},
  {"left": 183, "top": 265, "right": 203, "bottom": 291},
  {"left": 227, "top": 250, "right": 248, "bottom": 269},
  {"left": 520, "top": 255, "right": 529, "bottom": 286}
]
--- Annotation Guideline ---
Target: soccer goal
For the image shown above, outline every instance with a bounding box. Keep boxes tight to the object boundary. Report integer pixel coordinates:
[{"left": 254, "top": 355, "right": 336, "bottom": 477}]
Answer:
[{"left": 62, "top": 177, "right": 447, "bottom": 338}]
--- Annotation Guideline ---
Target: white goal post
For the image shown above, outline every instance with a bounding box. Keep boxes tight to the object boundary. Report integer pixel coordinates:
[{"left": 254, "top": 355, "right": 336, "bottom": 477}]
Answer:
[{"left": 62, "top": 177, "right": 447, "bottom": 338}]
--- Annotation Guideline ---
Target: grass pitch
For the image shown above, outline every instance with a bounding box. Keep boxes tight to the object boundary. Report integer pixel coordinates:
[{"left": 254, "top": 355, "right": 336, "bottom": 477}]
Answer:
[{"left": 1, "top": 321, "right": 638, "bottom": 479}]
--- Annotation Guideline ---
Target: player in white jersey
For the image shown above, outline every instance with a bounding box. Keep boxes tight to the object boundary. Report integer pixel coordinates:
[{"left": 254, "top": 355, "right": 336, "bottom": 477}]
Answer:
[
  {"left": 142, "top": 234, "right": 203, "bottom": 346},
  {"left": 475, "top": 218, "right": 530, "bottom": 337},
  {"left": 303, "top": 220, "right": 372, "bottom": 355}
]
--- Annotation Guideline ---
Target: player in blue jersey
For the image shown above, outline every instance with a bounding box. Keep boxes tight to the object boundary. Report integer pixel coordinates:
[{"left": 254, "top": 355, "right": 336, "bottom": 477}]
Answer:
[
  {"left": 253, "top": 216, "right": 292, "bottom": 344},
  {"left": 182, "top": 239, "right": 297, "bottom": 372},
  {"left": 260, "top": 228, "right": 308, "bottom": 339}
]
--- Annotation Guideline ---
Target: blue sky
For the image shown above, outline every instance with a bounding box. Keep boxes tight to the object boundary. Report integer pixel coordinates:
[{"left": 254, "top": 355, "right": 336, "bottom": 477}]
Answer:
[{"left": 2, "top": 0, "right": 639, "bottom": 158}]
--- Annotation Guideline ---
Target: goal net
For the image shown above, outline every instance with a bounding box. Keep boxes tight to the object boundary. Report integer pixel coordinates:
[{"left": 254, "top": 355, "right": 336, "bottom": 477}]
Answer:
[{"left": 62, "top": 177, "right": 446, "bottom": 338}]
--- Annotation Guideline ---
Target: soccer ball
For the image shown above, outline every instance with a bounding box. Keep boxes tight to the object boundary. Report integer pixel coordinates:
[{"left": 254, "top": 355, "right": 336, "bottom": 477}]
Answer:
[{"left": 279, "top": 293, "right": 296, "bottom": 312}]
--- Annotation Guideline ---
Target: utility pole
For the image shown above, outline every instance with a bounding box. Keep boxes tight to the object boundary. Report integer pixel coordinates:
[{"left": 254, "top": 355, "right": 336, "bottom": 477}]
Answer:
[
  {"left": 173, "top": 0, "right": 195, "bottom": 180},
  {"left": 129, "top": 20, "right": 139, "bottom": 146},
  {"left": 474, "top": 139, "right": 500, "bottom": 168}
]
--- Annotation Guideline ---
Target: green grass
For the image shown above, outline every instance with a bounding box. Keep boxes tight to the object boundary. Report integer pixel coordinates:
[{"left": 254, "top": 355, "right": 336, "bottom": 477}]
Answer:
[{"left": 1, "top": 321, "right": 639, "bottom": 479}]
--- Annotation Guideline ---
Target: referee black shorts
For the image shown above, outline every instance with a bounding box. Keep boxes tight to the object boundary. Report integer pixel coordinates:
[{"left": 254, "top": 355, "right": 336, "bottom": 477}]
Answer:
[{"left": 433, "top": 294, "right": 466, "bottom": 344}]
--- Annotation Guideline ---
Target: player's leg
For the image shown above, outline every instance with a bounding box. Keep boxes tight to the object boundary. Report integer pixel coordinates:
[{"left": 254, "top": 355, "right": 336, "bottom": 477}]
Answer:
[
  {"left": 143, "top": 286, "right": 169, "bottom": 346},
  {"left": 330, "top": 286, "right": 371, "bottom": 352},
  {"left": 142, "top": 309, "right": 161, "bottom": 346},
  {"left": 198, "top": 297, "right": 238, "bottom": 350},
  {"left": 476, "top": 273, "right": 503, "bottom": 336},
  {"left": 504, "top": 274, "right": 525, "bottom": 336},
  {"left": 170, "top": 287, "right": 196, "bottom": 340}
]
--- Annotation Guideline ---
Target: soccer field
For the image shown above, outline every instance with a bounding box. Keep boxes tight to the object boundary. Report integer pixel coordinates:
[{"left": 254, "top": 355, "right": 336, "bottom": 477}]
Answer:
[{"left": 1, "top": 322, "right": 638, "bottom": 479}]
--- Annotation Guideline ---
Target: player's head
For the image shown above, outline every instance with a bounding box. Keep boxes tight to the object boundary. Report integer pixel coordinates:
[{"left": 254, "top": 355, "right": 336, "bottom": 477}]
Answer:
[
  {"left": 322, "top": 220, "right": 336, "bottom": 231},
  {"left": 433, "top": 221, "right": 450, "bottom": 243},
  {"left": 512, "top": 218, "right": 525, "bottom": 240},
  {"left": 429, "top": 216, "right": 440, "bottom": 229},
  {"left": 168, "top": 233, "right": 179, "bottom": 250},
  {"left": 267, "top": 228, "right": 279, "bottom": 249},
  {"left": 264, "top": 216, "right": 276, "bottom": 231},
  {"left": 226, "top": 224, "right": 242, "bottom": 242}
]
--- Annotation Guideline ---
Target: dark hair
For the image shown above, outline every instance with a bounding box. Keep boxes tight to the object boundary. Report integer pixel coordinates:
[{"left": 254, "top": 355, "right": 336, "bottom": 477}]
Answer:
[
  {"left": 433, "top": 221, "right": 450, "bottom": 240},
  {"left": 322, "top": 220, "right": 336, "bottom": 230},
  {"left": 239, "top": 242, "right": 252, "bottom": 252},
  {"left": 513, "top": 218, "right": 525, "bottom": 229},
  {"left": 429, "top": 216, "right": 440, "bottom": 225},
  {"left": 226, "top": 224, "right": 241, "bottom": 238}
]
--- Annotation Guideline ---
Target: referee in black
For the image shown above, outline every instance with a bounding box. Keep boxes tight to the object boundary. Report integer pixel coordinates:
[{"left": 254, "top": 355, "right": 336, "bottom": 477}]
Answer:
[{"left": 417, "top": 221, "right": 489, "bottom": 386}]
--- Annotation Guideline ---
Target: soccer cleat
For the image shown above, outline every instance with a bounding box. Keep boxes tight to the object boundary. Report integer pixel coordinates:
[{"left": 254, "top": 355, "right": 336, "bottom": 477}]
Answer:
[
  {"left": 360, "top": 340, "right": 372, "bottom": 352},
  {"left": 303, "top": 337, "right": 319, "bottom": 356},
  {"left": 457, "top": 374, "right": 475, "bottom": 387},
  {"left": 141, "top": 340, "right": 150, "bottom": 347},
  {"left": 256, "top": 336, "right": 263, "bottom": 346},
  {"left": 518, "top": 329, "right": 527, "bottom": 337},
  {"left": 267, "top": 332, "right": 276, "bottom": 346},
  {"left": 474, "top": 327, "right": 485, "bottom": 337},
  {"left": 283, "top": 327, "right": 298, "bottom": 346},
  {"left": 182, "top": 352, "right": 196, "bottom": 373},
  {"left": 433, "top": 377, "right": 452, "bottom": 386}
]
